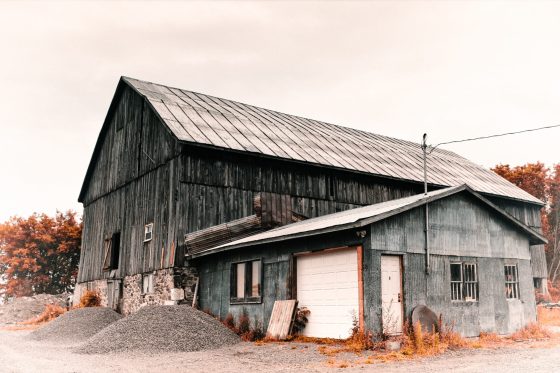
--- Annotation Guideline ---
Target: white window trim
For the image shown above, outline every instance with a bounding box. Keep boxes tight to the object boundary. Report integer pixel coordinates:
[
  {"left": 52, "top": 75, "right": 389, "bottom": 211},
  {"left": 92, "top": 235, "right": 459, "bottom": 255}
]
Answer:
[{"left": 144, "top": 223, "right": 154, "bottom": 242}]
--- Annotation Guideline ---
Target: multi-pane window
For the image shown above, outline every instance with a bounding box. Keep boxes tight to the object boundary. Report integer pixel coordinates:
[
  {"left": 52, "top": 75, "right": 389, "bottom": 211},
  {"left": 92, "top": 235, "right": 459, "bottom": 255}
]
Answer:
[
  {"left": 505, "top": 265, "right": 520, "bottom": 299},
  {"left": 450, "top": 262, "right": 478, "bottom": 301},
  {"left": 231, "top": 260, "right": 262, "bottom": 303}
]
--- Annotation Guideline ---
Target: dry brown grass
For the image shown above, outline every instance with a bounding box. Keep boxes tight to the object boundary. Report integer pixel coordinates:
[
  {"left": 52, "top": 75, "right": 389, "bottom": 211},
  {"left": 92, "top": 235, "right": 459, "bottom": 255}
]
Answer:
[
  {"left": 76, "top": 290, "right": 101, "bottom": 308},
  {"left": 510, "top": 322, "right": 551, "bottom": 341},
  {"left": 538, "top": 306, "right": 560, "bottom": 326},
  {"left": 19, "top": 304, "right": 66, "bottom": 325}
]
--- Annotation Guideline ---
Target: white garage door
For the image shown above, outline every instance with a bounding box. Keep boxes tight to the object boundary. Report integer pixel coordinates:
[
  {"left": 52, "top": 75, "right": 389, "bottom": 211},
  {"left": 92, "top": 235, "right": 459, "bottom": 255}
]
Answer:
[{"left": 297, "top": 248, "right": 359, "bottom": 339}]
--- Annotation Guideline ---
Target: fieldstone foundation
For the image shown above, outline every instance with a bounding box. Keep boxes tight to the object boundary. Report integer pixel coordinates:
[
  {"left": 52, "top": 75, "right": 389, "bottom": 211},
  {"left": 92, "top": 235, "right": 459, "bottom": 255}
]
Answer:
[
  {"left": 73, "top": 265, "right": 200, "bottom": 315},
  {"left": 72, "top": 279, "right": 109, "bottom": 307}
]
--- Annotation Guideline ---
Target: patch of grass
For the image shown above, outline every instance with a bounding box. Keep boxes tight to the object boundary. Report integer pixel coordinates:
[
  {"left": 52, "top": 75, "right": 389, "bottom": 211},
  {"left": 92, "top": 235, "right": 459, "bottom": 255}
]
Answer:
[
  {"left": 20, "top": 304, "right": 66, "bottom": 325},
  {"left": 510, "top": 323, "right": 551, "bottom": 341},
  {"left": 538, "top": 306, "right": 560, "bottom": 326}
]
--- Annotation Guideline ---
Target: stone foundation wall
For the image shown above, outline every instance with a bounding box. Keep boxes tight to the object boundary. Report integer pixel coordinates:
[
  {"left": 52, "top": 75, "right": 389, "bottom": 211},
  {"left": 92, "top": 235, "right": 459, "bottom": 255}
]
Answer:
[
  {"left": 174, "top": 266, "right": 199, "bottom": 306},
  {"left": 74, "top": 265, "right": 200, "bottom": 315},
  {"left": 72, "top": 279, "right": 108, "bottom": 307}
]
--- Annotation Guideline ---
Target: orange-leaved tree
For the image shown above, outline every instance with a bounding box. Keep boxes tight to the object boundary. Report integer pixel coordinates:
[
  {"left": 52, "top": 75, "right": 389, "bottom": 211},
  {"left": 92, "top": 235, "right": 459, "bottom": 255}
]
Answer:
[
  {"left": 0, "top": 211, "right": 82, "bottom": 299},
  {"left": 492, "top": 162, "right": 560, "bottom": 283},
  {"left": 546, "top": 164, "right": 560, "bottom": 283}
]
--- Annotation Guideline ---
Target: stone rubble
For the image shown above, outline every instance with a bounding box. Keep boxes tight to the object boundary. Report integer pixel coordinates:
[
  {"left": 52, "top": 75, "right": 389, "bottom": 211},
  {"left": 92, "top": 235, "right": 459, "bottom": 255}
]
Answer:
[
  {"left": 74, "top": 305, "right": 240, "bottom": 354},
  {"left": 0, "top": 293, "right": 69, "bottom": 324},
  {"left": 29, "top": 307, "right": 122, "bottom": 342}
]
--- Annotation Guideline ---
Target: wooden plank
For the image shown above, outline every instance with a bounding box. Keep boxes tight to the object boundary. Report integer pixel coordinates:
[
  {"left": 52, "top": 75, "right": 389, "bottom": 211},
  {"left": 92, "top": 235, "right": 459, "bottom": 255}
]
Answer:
[
  {"left": 357, "top": 245, "right": 365, "bottom": 333},
  {"left": 266, "top": 300, "right": 298, "bottom": 340}
]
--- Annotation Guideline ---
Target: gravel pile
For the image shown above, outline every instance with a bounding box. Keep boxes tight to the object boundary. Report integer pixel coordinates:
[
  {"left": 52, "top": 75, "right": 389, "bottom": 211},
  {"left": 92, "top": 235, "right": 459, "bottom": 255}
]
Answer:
[
  {"left": 0, "top": 293, "right": 69, "bottom": 324},
  {"left": 75, "top": 305, "right": 240, "bottom": 354},
  {"left": 30, "top": 307, "right": 122, "bottom": 342}
]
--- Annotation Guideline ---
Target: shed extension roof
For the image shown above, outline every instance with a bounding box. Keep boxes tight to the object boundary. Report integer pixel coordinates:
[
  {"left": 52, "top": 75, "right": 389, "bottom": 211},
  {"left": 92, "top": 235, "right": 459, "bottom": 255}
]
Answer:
[
  {"left": 191, "top": 185, "right": 546, "bottom": 258},
  {"left": 121, "top": 76, "right": 542, "bottom": 205}
]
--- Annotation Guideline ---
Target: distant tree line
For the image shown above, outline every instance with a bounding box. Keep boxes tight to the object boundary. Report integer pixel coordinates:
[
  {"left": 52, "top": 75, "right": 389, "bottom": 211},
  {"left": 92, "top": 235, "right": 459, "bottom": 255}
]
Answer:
[{"left": 0, "top": 211, "right": 81, "bottom": 300}]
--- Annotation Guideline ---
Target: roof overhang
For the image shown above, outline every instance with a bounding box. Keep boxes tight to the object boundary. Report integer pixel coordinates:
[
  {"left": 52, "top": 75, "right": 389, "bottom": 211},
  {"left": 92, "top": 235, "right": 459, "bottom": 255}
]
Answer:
[{"left": 191, "top": 184, "right": 547, "bottom": 259}]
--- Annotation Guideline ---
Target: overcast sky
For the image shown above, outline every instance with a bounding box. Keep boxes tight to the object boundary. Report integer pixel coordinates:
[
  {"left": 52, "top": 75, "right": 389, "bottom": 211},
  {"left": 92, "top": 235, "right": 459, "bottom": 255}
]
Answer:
[{"left": 1, "top": 1, "right": 559, "bottom": 222}]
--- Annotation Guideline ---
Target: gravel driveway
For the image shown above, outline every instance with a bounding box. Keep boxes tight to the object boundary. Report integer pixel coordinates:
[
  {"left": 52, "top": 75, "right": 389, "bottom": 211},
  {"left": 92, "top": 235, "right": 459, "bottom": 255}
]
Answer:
[{"left": 1, "top": 329, "right": 559, "bottom": 373}]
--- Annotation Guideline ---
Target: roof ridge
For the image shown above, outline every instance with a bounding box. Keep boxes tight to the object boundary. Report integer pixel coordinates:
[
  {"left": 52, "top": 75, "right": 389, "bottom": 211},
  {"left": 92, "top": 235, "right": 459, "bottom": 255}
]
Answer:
[{"left": 120, "top": 76, "right": 544, "bottom": 205}]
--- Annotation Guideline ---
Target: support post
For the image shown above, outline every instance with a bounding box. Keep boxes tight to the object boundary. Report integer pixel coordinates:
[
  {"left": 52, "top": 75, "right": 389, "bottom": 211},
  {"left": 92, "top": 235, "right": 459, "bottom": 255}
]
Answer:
[{"left": 422, "top": 134, "right": 430, "bottom": 275}]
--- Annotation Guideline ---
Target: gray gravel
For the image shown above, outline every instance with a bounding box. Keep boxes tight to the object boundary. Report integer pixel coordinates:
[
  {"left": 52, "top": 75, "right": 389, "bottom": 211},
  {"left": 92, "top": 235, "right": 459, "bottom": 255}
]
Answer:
[
  {"left": 0, "top": 294, "right": 68, "bottom": 324},
  {"left": 29, "top": 307, "right": 122, "bottom": 342},
  {"left": 74, "top": 305, "right": 240, "bottom": 354}
]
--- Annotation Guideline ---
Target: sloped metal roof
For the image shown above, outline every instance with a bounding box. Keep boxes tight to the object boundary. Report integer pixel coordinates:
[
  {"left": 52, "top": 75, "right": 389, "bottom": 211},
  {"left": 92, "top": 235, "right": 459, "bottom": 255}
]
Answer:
[
  {"left": 191, "top": 185, "right": 547, "bottom": 258},
  {"left": 122, "top": 77, "right": 542, "bottom": 205}
]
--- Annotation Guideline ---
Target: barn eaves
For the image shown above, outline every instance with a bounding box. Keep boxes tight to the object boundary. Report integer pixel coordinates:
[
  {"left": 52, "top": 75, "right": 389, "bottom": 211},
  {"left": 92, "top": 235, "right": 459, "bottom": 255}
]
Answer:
[{"left": 190, "top": 185, "right": 547, "bottom": 259}]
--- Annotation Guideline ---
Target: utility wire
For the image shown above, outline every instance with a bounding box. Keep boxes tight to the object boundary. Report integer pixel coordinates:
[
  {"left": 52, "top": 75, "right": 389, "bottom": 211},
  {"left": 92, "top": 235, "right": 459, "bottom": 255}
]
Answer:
[{"left": 428, "top": 124, "right": 560, "bottom": 153}]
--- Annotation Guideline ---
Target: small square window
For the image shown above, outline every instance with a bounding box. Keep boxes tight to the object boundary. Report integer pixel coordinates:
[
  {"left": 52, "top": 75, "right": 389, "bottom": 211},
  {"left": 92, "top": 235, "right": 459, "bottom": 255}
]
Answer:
[
  {"left": 144, "top": 223, "right": 153, "bottom": 242},
  {"left": 231, "top": 260, "right": 262, "bottom": 303},
  {"left": 450, "top": 262, "right": 478, "bottom": 302},
  {"left": 505, "top": 265, "right": 520, "bottom": 299}
]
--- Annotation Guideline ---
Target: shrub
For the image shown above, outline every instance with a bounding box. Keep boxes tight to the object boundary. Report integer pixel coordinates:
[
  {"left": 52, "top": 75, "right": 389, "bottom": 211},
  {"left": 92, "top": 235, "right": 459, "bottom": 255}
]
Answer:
[
  {"left": 510, "top": 322, "right": 551, "bottom": 341},
  {"left": 222, "top": 313, "right": 237, "bottom": 332},
  {"left": 237, "top": 311, "right": 250, "bottom": 335},
  {"left": 292, "top": 307, "right": 310, "bottom": 334},
  {"left": 77, "top": 290, "right": 101, "bottom": 308},
  {"left": 21, "top": 304, "right": 66, "bottom": 325}
]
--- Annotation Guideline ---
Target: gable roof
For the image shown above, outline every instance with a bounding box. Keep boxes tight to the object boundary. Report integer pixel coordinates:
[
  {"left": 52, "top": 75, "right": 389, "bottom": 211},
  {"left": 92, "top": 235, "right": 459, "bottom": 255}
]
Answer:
[
  {"left": 118, "top": 77, "right": 542, "bottom": 205},
  {"left": 79, "top": 76, "right": 543, "bottom": 204},
  {"left": 190, "top": 185, "right": 546, "bottom": 258}
]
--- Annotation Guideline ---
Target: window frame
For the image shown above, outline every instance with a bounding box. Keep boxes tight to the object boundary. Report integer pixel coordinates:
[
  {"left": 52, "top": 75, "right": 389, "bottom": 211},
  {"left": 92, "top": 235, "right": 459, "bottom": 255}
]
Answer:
[
  {"left": 142, "top": 273, "right": 154, "bottom": 295},
  {"left": 230, "top": 259, "right": 263, "bottom": 304},
  {"left": 144, "top": 223, "right": 154, "bottom": 242},
  {"left": 450, "top": 261, "right": 478, "bottom": 302},
  {"left": 505, "top": 264, "right": 520, "bottom": 300},
  {"left": 103, "top": 232, "right": 121, "bottom": 271}
]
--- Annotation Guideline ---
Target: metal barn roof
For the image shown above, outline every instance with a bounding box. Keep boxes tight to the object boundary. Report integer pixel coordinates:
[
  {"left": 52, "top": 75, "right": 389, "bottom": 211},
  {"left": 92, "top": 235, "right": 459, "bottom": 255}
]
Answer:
[
  {"left": 122, "top": 77, "right": 542, "bottom": 205},
  {"left": 191, "top": 185, "right": 547, "bottom": 258}
]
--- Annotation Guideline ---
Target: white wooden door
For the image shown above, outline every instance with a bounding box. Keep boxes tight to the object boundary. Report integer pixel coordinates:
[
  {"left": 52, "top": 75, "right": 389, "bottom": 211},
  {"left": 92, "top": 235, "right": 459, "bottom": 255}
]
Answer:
[
  {"left": 297, "top": 248, "right": 359, "bottom": 338},
  {"left": 381, "top": 255, "right": 403, "bottom": 335}
]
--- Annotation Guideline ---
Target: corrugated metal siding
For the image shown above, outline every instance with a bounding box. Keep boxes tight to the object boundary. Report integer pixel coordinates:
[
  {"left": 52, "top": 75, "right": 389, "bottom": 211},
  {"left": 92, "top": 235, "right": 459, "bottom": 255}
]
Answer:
[{"left": 123, "top": 77, "right": 542, "bottom": 204}]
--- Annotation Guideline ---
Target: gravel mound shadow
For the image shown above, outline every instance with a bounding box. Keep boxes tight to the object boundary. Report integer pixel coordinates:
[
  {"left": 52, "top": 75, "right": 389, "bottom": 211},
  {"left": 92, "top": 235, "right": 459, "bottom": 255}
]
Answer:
[
  {"left": 29, "top": 307, "right": 122, "bottom": 342},
  {"left": 74, "top": 305, "right": 240, "bottom": 354}
]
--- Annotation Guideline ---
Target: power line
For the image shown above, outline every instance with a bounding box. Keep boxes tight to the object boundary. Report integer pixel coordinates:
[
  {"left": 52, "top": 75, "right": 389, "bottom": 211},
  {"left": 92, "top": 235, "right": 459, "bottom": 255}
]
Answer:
[{"left": 430, "top": 124, "right": 560, "bottom": 151}]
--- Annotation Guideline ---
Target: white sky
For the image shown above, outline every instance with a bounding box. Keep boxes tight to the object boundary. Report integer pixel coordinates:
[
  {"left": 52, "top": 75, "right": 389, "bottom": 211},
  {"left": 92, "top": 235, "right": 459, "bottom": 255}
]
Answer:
[{"left": 0, "top": 1, "right": 559, "bottom": 222}]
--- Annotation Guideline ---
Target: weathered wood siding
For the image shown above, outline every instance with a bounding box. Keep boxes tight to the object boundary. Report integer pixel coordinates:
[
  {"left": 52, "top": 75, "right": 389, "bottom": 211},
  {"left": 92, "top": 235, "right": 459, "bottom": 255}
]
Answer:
[
  {"left": 77, "top": 84, "right": 544, "bottom": 293},
  {"left": 175, "top": 149, "right": 422, "bottom": 234},
  {"left": 490, "top": 197, "right": 547, "bottom": 278},
  {"left": 82, "top": 85, "right": 180, "bottom": 206},
  {"left": 196, "top": 192, "right": 536, "bottom": 336},
  {"left": 78, "top": 86, "right": 181, "bottom": 282},
  {"left": 78, "top": 90, "right": 421, "bottom": 283},
  {"left": 195, "top": 230, "right": 361, "bottom": 328},
  {"left": 365, "top": 193, "right": 536, "bottom": 336}
]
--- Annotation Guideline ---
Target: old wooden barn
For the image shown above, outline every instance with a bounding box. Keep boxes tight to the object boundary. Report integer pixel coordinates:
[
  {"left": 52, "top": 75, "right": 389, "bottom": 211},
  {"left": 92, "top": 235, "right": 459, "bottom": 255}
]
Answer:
[{"left": 75, "top": 76, "right": 548, "bottom": 337}]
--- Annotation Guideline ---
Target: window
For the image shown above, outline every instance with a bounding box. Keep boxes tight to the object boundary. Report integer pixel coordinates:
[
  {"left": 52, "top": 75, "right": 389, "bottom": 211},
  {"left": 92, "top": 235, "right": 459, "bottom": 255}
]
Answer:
[
  {"left": 505, "top": 265, "right": 520, "bottom": 299},
  {"left": 144, "top": 223, "right": 153, "bottom": 242},
  {"left": 450, "top": 262, "right": 478, "bottom": 301},
  {"left": 231, "top": 260, "right": 262, "bottom": 303},
  {"left": 103, "top": 232, "right": 121, "bottom": 270},
  {"left": 142, "top": 273, "right": 154, "bottom": 294}
]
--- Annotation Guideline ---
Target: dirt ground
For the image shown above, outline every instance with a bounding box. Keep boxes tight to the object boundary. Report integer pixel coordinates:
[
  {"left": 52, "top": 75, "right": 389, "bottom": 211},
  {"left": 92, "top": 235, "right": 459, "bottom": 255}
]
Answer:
[{"left": 1, "top": 328, "right": 560, "bottom": 373}]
